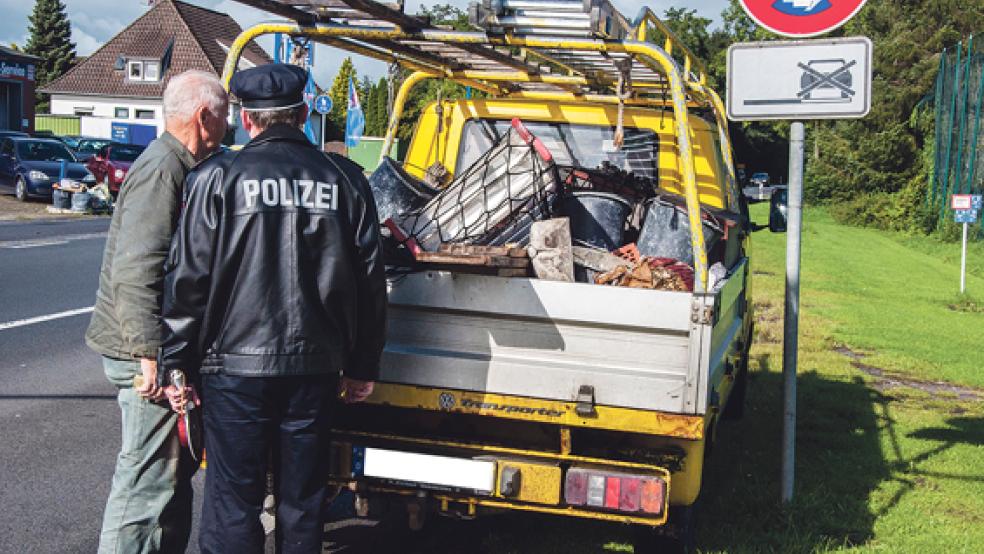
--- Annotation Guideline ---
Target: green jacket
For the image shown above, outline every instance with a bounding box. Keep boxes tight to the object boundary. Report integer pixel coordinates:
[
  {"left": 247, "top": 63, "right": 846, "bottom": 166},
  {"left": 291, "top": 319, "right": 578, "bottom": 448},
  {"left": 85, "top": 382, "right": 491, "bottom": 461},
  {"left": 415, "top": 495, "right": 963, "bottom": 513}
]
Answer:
[{"left": 85, "top": 132, "right": 197, "bottom": 361}]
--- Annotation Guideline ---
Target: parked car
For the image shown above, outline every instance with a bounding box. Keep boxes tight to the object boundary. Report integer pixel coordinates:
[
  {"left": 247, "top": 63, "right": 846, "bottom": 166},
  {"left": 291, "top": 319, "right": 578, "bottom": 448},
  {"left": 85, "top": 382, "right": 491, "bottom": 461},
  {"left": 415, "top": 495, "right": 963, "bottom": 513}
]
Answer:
[
  {"left": 750, "top": 171, "right": 770, "bottom": 186},
  {"left": 0, "top": 137, "right": 96, "bottom": 201},
  {"left": 86, "top": 142, "right": 145, "bottom": 194},
  {"left": 70, "top": 138, "right": 113, "bottom": 161}
]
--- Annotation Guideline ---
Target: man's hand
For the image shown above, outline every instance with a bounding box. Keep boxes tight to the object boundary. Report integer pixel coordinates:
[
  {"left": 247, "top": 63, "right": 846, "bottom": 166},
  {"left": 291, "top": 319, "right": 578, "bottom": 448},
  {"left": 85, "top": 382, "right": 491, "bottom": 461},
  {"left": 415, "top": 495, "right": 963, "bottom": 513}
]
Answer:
[
  {"left": 339, "top": 377, "right": 374, "bottom": 403},
  {"left": 134, "top": 358, "right": 164, "bottom": 401}
]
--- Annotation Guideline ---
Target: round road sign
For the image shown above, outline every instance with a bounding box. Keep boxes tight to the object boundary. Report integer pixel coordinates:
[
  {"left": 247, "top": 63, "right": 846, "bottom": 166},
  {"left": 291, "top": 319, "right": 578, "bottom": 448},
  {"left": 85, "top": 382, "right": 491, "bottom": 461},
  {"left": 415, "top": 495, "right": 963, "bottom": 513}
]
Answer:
[
  {"left": 314, "top": 95, "right": 333, "bottom": 114},
  {"left": 739, "top": 0, "right": 869, "bottom": 38}
]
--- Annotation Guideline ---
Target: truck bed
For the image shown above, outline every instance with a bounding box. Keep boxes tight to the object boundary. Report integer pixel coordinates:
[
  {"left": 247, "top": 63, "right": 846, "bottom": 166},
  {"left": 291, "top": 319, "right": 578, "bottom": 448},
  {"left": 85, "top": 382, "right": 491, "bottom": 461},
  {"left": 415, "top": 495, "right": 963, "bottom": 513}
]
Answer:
[{"left": 379, "top": 266, "right": 747, "bottom": 416}]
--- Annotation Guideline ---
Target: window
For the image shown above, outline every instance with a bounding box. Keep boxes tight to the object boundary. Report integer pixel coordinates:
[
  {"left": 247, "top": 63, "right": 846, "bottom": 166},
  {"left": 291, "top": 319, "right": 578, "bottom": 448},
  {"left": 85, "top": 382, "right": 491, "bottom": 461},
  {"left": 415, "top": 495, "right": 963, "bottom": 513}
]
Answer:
[
  {"left": 109, "top": 145, "right": 144, "bottom": 162},
  {"left": 135, "top": 109, "right": 155, "bottom": 120},
  {"left": 0, "top": 139, "right": 13, "bottom": 156},
  {"left": 128, "top": 60, "right": 143, "bottom": 81},
  {"left": 73, "top": 107, "right": 94, "bottom": 116},
  {"left": 114, "top": 107, "right": 129, "bottom": 119},
  {"left": 127, "top": 59, "right": 162, "bottom": 82},
  {"left": 456, "top": 119, "right": 660, "bottom": 182},
  {"left": 144, "top": 61, "right": 160, "bottom": 81},
  {"left": 17, "top": 140, "right": 75, "bottom": 162}
]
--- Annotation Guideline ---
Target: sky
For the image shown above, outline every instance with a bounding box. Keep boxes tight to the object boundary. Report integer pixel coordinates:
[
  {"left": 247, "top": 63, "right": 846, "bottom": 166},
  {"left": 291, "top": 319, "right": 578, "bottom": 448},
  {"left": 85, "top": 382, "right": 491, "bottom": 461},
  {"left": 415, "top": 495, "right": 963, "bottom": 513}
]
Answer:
[{"left": 0, "top": 0, "right": 731, "bottom": 86}]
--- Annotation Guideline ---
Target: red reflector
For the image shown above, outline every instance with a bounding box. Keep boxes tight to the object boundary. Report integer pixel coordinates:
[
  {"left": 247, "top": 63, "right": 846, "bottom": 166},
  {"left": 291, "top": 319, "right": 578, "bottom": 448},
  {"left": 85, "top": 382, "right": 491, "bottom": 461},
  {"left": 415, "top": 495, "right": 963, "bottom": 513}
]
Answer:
[
  {"left": 604, "top": 477, "right": 620, "bottom": 509},
  {"left": 641, "top": 477, "right": 666, "bottom": 515},
  {"left": 564, "top": 469, "right": 588, "bottom": 506},
  {"left": 620, "top": 477, "right": 641, "bottom": 512}
]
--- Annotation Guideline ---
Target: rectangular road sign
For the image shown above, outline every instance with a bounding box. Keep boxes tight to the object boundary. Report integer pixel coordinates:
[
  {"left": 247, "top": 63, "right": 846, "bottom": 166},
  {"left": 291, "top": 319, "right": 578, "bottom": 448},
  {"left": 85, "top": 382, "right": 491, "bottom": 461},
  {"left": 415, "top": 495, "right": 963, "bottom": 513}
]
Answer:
[
  {"left": 727, "top": 37, "right": 873, "bottom": 121},
  {"left": 973, "top": 195, "right": 983, "bottom": 210},
  {"left": 955, "top": 209, "right": 978, "bottom": 224},
  {"left": 952, "top": 194, "right": 973, "bottom": 210}
]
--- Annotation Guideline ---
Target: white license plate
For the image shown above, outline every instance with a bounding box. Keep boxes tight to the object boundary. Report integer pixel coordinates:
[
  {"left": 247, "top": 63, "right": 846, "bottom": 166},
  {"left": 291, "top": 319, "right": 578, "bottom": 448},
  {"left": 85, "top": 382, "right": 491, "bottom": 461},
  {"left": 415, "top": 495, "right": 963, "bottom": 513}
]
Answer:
[{"left": 359, "top": 447, "right": 495, "bottom": 493}]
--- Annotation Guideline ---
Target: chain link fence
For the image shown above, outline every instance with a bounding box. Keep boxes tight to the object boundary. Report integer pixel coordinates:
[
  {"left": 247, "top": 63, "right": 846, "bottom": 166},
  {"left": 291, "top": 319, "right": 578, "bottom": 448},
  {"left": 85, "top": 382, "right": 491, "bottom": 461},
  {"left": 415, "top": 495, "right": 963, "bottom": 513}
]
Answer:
[{"left": 929, "top": 35, "right": 984, "bottom": 227}]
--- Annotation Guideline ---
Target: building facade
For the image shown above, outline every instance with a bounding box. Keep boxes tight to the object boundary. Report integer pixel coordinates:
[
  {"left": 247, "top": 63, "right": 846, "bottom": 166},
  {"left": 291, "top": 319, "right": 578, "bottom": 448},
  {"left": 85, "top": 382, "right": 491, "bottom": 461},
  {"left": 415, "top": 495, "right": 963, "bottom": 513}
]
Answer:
[{"left": 0, "top": 46, "right": 39, "bottom": 133}]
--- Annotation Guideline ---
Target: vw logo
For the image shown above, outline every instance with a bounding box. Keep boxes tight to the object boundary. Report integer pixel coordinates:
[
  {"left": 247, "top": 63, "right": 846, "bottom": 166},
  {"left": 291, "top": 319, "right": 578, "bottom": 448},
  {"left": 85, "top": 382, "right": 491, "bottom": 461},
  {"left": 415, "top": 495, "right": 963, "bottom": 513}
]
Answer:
[{"left": 438, "top": 392, "right": 456, "bottom": 410}]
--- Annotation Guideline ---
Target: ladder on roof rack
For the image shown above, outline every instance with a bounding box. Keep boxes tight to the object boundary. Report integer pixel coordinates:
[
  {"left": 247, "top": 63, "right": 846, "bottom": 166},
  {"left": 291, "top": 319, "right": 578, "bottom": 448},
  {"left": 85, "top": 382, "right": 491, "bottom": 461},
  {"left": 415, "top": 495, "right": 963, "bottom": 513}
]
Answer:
[
  {"left": 229, "top": 0, "right": 710, "bottom": 96},
  {"left": 469, "top": 0, "right": 630, "bottom": 39}
]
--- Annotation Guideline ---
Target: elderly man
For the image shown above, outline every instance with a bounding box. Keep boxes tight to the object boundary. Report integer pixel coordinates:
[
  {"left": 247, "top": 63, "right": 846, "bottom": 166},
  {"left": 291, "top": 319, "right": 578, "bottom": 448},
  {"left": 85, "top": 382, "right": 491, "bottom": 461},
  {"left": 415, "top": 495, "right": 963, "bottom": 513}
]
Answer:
[
  {"left": 86, "top": 69, "right": 228, "bottom": 553},
  {"left": 161, "top": 63, "right": 386, "bottom": 553}
]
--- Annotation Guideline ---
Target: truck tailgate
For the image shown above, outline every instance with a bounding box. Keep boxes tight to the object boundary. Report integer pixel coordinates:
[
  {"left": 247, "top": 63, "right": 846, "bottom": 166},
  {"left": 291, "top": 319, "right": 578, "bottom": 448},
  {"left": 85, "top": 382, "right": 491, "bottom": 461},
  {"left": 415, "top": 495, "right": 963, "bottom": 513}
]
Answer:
[{"left": 380, "top": 272, "right": 701, "bottom": 414}]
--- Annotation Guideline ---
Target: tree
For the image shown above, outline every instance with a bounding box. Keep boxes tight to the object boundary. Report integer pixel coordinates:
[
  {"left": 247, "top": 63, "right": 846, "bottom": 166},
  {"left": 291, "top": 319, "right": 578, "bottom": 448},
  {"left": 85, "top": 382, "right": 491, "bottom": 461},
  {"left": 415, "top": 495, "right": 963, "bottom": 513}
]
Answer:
[
  {"left": 25, "top": 0, "right": 76, "bottom": 111},
  {"left": 327, "top": 57, "right": 357, "bottom": 129},
  {"left": 417, "top": 3, "right": 472, "bottom": 30}
]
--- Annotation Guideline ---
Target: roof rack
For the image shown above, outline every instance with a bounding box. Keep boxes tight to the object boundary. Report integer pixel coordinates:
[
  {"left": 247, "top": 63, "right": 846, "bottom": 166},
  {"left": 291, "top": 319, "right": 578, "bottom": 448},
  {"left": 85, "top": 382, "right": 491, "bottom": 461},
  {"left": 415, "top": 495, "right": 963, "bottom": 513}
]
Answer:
[{"left": 228, "top": 0, "right": 711, "bottom": 99}]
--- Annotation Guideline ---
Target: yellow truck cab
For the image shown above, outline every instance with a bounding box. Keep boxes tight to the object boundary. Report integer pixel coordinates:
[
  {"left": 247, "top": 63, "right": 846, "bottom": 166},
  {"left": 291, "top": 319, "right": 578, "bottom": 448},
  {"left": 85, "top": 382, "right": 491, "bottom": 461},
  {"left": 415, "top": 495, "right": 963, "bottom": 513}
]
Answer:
[{"left": 220, "top": 0, "right": 753, "bottom": 549}]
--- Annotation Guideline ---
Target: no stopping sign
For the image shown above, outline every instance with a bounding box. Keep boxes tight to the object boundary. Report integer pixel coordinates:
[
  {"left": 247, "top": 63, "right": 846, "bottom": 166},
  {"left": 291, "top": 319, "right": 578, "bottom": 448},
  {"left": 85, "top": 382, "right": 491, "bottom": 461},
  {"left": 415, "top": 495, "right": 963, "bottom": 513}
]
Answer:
[{"left": 739, "top": 1, "right": 869, "bottom": 38}]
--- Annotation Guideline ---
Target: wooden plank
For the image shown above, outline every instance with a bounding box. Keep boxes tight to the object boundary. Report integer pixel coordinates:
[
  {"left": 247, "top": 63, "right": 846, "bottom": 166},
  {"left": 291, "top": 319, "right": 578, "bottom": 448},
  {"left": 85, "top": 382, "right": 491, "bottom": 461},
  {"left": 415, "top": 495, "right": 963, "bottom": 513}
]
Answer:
[
  {"left": 416, "top": 251, "right": 530, "bottom": 268},
  {"left": 438, "top": 243, "right": 528, "bottom": 258}
]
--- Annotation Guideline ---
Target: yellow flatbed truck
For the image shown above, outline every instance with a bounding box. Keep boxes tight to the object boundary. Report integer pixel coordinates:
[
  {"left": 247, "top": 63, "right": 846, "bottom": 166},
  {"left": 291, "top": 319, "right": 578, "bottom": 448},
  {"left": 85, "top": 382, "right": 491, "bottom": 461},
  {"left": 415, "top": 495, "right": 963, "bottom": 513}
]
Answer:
[{"left": 222, "top": 0, "right": 752, "bottom": 549}]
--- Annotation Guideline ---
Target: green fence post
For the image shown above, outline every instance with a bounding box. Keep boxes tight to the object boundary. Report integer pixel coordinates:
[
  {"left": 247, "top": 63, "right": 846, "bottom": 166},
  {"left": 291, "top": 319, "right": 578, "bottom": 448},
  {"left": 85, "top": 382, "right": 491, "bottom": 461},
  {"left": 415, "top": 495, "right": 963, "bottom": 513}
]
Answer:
[
  {"left": 931, "top": 51, "right": 946, "bottom": 208},
  {"left": 940, "top": 43, "right": 963, "bottom": 221},
  {"left": 953, "top": 36, "right": 973, "bottom": 195}
]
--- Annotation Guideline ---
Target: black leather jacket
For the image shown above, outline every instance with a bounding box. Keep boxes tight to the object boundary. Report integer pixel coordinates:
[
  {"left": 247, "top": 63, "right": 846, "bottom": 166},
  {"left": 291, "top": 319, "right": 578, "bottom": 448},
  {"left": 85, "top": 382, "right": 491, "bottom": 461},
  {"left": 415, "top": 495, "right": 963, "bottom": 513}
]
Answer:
[{"left": 160, "top": 125, "right": 387, "bottom": 380}]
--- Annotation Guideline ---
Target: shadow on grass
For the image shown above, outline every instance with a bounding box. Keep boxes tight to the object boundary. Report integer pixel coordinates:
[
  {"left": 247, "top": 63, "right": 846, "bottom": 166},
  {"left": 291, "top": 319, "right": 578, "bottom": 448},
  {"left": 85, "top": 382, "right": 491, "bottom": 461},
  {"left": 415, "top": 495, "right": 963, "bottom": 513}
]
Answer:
[{"left": 697, "top": 354, "right": 888, "bottom": 552}]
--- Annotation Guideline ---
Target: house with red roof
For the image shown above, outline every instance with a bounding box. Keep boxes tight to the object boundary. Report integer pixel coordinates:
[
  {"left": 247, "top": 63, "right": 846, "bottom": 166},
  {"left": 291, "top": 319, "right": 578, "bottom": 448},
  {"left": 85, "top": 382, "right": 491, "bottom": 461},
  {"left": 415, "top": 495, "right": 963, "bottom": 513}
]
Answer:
[{"left": 40, "top": 0, "right": 271, "bottom": 144}]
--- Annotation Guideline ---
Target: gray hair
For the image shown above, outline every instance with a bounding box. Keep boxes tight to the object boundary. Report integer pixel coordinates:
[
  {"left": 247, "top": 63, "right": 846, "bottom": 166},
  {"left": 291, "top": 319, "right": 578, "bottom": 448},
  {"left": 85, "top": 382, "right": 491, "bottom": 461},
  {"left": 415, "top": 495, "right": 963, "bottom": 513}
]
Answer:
[
  {"left": 245, "top": 105, "right": 307, "bottom": 132},
  {"left": 162, "top": 70, "right": 228, "bottom": 122}
]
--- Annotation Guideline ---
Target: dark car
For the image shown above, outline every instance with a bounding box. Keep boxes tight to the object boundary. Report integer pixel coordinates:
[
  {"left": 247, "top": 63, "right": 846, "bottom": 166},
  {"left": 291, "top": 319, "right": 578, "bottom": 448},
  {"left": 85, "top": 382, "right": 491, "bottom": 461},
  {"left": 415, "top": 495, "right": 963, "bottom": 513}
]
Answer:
[
  {"left": 86, "top": 142, "right": 145, "bottom": 194},
  {"left": 70, "top": 137, "right": 112, "bottom": 161},
  {"left": 0, "top": 137, "right": 96, "bottom": 201}
]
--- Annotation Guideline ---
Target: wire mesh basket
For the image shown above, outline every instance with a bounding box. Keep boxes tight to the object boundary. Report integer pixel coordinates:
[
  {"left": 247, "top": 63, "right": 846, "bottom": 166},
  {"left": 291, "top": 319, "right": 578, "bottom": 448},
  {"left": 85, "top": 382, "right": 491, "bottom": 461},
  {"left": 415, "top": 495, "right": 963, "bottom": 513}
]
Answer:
[{"left": 386, "top": 118, "right": 561, "bottom": 253}]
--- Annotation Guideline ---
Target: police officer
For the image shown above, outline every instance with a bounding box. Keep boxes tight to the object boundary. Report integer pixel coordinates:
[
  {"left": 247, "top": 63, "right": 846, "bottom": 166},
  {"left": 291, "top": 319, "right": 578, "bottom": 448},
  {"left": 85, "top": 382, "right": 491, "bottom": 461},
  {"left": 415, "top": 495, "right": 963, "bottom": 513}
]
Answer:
[{"left": 160, "top": 64, "right": 386, "bottom": 553}]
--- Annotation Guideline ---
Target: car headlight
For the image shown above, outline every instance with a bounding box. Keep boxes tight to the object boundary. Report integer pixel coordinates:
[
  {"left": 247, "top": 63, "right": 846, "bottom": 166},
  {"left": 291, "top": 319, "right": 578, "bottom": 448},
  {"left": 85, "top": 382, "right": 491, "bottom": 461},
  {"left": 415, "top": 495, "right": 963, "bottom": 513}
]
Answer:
[
  {"left": 28, "top": 170, "right": 49, "bottom": 181},
  {"left": 114, "top": 169, "right": 125, "bottom": 180},
  {"left": 82, "top": 172, "right": 96, "bottom": 183}
]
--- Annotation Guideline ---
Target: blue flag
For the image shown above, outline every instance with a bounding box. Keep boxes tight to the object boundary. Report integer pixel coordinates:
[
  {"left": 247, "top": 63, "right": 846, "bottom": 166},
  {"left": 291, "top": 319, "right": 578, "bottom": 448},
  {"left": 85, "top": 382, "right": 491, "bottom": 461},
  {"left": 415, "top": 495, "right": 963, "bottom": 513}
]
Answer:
[{"left": 345, "top": 77, "right": 365, "bottom": 148}]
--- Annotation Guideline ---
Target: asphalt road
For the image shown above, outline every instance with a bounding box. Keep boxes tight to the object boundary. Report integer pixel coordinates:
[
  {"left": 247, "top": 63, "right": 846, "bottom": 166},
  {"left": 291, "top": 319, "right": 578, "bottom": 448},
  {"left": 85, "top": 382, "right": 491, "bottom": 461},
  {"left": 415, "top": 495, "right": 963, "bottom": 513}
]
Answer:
[{"left": 0, "top": 216, "right": 116, "bottom": 553}]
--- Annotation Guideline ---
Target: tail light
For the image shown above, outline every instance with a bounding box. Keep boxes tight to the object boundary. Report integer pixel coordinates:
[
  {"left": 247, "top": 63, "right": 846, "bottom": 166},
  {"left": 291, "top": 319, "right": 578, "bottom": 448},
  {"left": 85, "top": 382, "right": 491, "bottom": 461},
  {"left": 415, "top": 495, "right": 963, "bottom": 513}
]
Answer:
[{"left": 564, "top": 468, "right": 666, "bottom": 516}]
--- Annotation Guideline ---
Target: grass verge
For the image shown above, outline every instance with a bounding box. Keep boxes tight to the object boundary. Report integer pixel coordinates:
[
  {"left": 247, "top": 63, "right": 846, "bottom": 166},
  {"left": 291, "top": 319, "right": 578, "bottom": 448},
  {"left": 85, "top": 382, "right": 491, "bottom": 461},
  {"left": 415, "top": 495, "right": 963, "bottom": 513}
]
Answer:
[{"left": 695, "top": 204, "right": 984, "bottom": 553}]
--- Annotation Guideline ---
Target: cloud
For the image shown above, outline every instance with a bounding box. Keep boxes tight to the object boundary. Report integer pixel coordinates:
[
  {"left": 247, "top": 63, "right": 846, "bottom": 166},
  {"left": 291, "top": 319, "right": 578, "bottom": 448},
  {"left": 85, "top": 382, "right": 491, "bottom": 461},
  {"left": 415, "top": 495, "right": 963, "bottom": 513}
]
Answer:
[{"left": 71, "top": 26, "right": 103, "bottom": 56}]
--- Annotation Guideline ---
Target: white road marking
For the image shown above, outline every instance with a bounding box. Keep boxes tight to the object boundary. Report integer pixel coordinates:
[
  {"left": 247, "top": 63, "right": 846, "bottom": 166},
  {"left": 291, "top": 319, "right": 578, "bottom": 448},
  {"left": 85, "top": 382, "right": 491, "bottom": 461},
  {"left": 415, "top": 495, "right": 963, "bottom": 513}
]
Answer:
[
  {"left": 0, "top": 307, "right": 95, "bottom": 331},
  {"left": 0, "top": 231, "right": 108, "bottom": 249}
]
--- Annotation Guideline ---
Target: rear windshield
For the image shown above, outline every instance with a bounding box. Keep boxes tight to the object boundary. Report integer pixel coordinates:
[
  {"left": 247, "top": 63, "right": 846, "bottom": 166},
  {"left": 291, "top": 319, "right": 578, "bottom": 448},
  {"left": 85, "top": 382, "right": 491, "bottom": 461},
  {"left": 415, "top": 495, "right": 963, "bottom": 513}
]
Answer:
[
  {"left": 17, "top": 141, "right": 76, "bottom": 162},
  {"left": 457, "top": 119, "right": 659, "bottom": 182},
  {"left": 109, "top": 145, "right": 143, "bottom": 162}
]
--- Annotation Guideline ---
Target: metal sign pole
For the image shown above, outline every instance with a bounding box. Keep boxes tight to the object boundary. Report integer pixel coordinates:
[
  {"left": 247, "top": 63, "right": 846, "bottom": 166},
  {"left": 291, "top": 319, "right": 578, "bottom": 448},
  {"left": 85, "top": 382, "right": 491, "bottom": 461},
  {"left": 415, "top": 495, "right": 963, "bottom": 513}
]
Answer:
[
  {"left": 321, "top": 115, "right": 326, "bottom": 152},
  {"left": 961, "top": 221, "right": 968, "bottom": 294},
  {"left": 782, "top": 121, "right": 805, "bottom": 504}
]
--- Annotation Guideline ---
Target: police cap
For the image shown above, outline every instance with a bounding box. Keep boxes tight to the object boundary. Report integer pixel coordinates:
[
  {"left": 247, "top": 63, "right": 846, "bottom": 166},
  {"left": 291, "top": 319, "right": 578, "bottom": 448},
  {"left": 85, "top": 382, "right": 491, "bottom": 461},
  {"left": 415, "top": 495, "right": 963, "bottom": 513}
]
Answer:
[{"left": 230, "top": 64, "right": 308, "bottom": 110}]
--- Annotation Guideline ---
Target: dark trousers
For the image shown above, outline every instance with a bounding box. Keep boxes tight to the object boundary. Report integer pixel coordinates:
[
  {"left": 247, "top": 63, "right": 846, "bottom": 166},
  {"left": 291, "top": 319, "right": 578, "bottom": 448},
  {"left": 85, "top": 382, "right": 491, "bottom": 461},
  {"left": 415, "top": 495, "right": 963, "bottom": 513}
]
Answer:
[{"left": 199, "top": 373, "right": 337, "bottom": 554}]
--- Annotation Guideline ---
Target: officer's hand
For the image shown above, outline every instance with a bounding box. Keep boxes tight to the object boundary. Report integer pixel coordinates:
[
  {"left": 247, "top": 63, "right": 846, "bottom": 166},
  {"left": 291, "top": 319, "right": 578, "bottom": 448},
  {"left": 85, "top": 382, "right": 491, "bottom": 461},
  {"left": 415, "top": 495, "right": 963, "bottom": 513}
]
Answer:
[
  {"left": 163, "top": 385, "right": 198, "bottom": 414},
  {"left": 339, "top": 377, "right": 374, "bottom": 403},
  {"left": 135, "top": 358, "right": 163, "bottom": 401}
]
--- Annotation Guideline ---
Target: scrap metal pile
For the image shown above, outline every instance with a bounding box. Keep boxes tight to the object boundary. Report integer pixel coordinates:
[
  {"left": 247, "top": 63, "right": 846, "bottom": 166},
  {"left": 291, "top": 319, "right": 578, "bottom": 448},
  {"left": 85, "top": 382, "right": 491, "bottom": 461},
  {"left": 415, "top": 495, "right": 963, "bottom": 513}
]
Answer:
[{"left": 370, "top": 119, "right": 736, "bottom": 292}]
